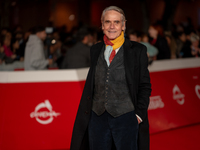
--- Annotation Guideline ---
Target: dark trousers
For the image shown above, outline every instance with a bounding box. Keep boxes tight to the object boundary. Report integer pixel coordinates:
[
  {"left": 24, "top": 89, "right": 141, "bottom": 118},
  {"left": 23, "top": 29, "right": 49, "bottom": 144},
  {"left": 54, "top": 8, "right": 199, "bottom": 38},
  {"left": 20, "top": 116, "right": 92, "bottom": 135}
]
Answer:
[{"left": 88, "top": 110, "right": 139, "bottom": 150}]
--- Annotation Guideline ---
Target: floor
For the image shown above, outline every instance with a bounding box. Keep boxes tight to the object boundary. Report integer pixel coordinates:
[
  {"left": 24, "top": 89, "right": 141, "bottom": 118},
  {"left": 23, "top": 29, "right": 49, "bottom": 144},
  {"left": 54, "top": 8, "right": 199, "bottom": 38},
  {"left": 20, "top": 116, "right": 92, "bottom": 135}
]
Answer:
[
  {"left": 150, "top": 123, "right": 200, "bottom": 150},
  {"left": 48, "top": 123, "right": 200, "bottom": 150}
]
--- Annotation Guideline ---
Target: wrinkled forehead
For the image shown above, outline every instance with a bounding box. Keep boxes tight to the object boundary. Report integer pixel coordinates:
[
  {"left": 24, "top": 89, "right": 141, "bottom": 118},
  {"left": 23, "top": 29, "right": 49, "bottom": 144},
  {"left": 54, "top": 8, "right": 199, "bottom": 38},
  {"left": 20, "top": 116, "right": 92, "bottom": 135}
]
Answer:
[{"left": 103, "top": 10, "right": 122, "bottom": 22}]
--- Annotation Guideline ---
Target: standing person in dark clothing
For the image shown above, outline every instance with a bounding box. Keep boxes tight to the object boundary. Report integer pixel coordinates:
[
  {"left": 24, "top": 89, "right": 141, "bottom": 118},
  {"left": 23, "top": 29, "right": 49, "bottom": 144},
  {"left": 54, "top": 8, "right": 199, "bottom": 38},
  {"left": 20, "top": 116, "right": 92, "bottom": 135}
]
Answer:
[
  {"left": 180, "top": 37, "right": 192, "bottom": 58},
  {"left": 61, "top": 27, "right": 92, "bottom": 69},
  {"left": 14, "top": 31, "right": 26, "bottom": 61},
  {"left": 148, "top": 24, "right": 171, "bottom": 60},
  {"left": 176, "top": 32, "right": 187, "bottom": 58},
  {"left": 70, "top": 6, "right": 151, "bottom": 150}
]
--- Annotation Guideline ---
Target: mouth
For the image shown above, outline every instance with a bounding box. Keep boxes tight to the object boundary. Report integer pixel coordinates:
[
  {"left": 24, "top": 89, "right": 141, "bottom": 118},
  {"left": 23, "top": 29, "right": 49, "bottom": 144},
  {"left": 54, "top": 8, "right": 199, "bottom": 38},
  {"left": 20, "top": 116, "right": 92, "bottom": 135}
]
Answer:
[{"left": 108, "top": 31, "right": 116, "bottom": 33}]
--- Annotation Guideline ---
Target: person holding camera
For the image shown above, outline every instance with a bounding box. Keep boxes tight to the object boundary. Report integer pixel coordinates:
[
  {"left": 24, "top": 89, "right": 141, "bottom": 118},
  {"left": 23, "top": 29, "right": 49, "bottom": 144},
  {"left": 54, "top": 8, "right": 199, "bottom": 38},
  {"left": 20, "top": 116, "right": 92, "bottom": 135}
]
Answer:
[{"left": 24, "top": 26, "right": 53, "bottom": 70}]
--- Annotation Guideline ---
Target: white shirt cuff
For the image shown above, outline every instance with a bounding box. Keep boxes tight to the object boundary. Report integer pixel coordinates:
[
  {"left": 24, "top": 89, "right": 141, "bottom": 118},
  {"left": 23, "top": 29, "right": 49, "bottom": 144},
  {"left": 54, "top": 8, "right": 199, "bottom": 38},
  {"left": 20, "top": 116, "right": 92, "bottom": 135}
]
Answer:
[{"left": 136, "top": 114, "right": 143, "bottom": 122}]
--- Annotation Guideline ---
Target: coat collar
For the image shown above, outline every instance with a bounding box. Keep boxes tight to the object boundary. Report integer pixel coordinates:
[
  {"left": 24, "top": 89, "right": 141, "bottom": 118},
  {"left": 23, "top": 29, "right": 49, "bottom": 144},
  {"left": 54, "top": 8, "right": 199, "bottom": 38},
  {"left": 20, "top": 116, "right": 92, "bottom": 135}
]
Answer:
[{"left": 123, "top": 38, "right": 135, "bottom": 85}]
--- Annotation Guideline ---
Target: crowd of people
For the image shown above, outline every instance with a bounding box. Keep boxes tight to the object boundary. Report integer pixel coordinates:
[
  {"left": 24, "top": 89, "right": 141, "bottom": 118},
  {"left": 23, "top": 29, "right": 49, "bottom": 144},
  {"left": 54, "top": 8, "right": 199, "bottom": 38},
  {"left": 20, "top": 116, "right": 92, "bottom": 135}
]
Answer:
[
  {"left": 127, "top": 22, "right": 200, "bottom": 63},
  {"left": 0, "top": 25, "right": 100, "bottom": 70},
  {"left": 0, "top": 20, "right": 199, "bottom": 70}
]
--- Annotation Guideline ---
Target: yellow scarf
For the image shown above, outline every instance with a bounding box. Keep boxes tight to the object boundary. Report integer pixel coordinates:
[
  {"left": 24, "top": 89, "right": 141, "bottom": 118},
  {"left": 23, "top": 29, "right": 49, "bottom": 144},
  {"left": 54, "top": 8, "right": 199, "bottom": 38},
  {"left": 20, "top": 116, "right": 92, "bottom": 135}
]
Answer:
[
  {"left": 111, "top": 31, "right": 125, "bottom": 50},
  {"left": 104, "top": 31, "right": 125, "bottom": 50}
]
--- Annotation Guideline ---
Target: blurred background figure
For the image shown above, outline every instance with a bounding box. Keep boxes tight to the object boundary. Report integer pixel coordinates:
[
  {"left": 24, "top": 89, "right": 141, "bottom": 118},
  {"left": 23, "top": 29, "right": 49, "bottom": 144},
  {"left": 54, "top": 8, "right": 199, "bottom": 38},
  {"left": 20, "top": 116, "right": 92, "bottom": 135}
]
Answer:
[
  {"left": 165, "top": 32, "right": 177, "bottom": 59},
  {"left": 61, "top": 27, "right": 94, "bottom": 69},
  {"left": 48, "top": 35, "right": 64, "bottom": 68},
  {"left": 148, "top": 24, "right": 171, "bottom": 60},
  {"left": 179, "top": 30, "right": 193, "bottom": 58},
  {"left": 175, "top": 32, "right": 186, "bottom": 58},
  {"left": 11, "top": 38, "right": 20, "bottom": 59},
  {"left": 0, "top": 38, "right": 5, "bottom": 64},
  {"left": 14, "top": 31, "right": 26, "bottom": 61},
  {"left": 190, "top": 34, "right": 200, "bottom": 57},
  {"left": 24, "top": 26, "right": 53, "bottom": 70},
  {"left": 0, "top": 35, "right": 16, "bottom": 64},
  {"left": 128, "top": 30, "right": 142, "bottom": 42},
  {"left": 128, "top": 29, "right": 159, "bottom": 63},
  {"left": 140, "top": 33, "right": 158, "bottom": 63},
  {"left": 181, "top": 33, "right": 200, "bottom": 58}
]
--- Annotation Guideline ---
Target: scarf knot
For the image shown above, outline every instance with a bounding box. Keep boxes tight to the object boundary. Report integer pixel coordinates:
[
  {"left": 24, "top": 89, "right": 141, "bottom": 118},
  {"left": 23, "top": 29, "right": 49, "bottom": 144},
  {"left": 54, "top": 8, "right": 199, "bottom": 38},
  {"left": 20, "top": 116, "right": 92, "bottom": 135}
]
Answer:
[{"left": 103, "top": 31, "right": 125, "bottom": 66}]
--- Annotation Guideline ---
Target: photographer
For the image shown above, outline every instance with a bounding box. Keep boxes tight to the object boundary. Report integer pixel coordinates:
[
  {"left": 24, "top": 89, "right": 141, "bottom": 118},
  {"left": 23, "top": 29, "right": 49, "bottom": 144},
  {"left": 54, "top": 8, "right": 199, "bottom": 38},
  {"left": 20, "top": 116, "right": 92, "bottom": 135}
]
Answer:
[{"left": 24, "top": 26, "right": 53, "bottom": 70}]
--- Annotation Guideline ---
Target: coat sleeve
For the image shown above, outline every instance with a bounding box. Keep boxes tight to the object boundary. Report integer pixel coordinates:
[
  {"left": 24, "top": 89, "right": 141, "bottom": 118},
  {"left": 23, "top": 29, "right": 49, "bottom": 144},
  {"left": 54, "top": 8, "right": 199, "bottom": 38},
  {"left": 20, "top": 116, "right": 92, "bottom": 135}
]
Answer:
[
  {"left": 135, "top": 45, "right": 151, "bottom": 121},
  {"left": 70, "top": 45, "right": 97, "bottom": 150}
]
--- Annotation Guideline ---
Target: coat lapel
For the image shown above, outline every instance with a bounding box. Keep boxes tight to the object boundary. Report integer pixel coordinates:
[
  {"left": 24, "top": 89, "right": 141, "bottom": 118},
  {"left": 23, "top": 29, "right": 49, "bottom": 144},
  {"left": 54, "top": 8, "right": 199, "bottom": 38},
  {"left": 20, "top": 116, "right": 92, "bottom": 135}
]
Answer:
[
  {"left": 123, "top": 38, "right": 135, "bottom": 85},
  {"left": 90, "top": 42, "right": 105, "bottom": 93}
]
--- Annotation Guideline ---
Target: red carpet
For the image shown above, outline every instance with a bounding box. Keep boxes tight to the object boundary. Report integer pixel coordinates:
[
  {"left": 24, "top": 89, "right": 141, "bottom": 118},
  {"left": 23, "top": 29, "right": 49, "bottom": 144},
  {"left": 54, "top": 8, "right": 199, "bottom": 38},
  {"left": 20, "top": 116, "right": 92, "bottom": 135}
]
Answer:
[{"left": 150, "top": 123, "right": 200, "bottom": 150}]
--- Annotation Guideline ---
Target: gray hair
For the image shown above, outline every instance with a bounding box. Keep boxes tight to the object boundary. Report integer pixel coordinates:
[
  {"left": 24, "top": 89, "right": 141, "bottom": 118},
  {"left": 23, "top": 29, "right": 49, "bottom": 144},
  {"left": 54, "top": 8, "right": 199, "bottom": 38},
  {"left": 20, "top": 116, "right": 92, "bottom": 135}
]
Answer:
[{"left": 101, "top": 6, "right": 126, "bottom": 26}]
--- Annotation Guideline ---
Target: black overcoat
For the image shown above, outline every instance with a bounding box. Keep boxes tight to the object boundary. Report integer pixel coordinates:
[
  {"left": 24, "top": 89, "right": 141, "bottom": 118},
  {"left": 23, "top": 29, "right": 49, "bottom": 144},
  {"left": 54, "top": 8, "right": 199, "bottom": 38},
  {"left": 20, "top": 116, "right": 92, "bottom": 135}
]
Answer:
[{"left": 70, "top": 39, "right": 152, "bottom": 150}]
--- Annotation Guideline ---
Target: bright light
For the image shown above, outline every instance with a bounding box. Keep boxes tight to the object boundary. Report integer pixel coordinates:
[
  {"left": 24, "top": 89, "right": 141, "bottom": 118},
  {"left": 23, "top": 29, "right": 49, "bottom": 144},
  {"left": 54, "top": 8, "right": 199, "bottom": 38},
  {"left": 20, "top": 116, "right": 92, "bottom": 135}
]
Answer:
[{"left": 51, "top": 39, "right": 56, "bottom": 44}]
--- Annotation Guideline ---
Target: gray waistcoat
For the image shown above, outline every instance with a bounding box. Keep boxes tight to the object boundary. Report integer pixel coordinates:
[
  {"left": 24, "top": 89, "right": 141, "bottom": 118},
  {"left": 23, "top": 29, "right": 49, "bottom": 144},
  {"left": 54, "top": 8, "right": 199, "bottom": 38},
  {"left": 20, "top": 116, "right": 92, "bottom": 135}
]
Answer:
[{"left": 92, "top": 46, "right": 134, "bottom": 117}]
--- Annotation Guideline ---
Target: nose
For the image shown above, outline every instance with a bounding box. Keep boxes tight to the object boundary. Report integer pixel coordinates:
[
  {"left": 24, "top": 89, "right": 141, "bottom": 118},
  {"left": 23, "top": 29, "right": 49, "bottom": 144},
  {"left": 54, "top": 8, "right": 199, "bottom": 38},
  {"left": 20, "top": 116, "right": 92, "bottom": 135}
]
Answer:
[{"left": 110, "top": 22, "right": 115, "bottom": 28}]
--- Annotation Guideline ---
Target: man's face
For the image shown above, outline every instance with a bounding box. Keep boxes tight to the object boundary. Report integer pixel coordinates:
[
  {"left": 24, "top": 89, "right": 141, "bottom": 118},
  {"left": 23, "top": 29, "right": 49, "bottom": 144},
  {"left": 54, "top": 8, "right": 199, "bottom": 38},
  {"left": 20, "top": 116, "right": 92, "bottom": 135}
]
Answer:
[{"left": 102, "top": 10, "right": 125, "bottom": 40}]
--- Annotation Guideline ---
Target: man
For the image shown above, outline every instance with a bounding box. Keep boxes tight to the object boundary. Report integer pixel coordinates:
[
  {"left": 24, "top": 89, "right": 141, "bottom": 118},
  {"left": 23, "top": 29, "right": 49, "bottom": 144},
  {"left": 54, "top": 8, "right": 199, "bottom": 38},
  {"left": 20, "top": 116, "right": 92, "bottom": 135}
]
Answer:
[
  {"left": 24, "top": 26, "right": 52, "bottom": 70},
  {"left": 70, "top": 6, "right": 151, "bottom": 150},
  {"left": 61, "top": 27, "right": 92, "bottom": 69}
]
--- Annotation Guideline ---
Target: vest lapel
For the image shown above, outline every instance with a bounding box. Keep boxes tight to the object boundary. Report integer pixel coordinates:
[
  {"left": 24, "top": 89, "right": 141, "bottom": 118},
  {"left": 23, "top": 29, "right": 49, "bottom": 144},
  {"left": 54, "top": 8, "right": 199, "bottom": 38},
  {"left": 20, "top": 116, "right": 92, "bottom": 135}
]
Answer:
[{"left": 109, "top": 46, "right": 123, "bottom": 69}]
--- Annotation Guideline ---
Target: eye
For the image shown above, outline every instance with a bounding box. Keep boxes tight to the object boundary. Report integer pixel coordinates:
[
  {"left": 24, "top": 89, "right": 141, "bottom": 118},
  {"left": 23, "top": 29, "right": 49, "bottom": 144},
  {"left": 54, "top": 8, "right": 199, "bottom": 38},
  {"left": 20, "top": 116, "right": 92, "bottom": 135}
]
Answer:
[
  {"left": 104, "top": 20, "right": 110, "bottom": 24},
  {"left": 114, "top": 21, "right": 120, "bottom": 24}
]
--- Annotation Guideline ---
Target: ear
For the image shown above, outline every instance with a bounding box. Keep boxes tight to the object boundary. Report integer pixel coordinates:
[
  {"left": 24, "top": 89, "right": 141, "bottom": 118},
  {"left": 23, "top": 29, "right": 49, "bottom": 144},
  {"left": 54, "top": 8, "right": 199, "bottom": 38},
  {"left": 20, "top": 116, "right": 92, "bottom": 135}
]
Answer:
[
  {"left": 122, "top": 21, "right": 126, "bottom": 31},
  {"left": 101, "top": 21, "right": 104, "bottom": 30}
]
